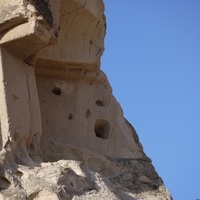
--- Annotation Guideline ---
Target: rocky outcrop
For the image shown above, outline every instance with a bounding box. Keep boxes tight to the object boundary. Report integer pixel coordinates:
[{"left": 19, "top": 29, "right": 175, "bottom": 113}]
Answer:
[{"left": 0, "top": 0, "right": 172, "bottom": 199}]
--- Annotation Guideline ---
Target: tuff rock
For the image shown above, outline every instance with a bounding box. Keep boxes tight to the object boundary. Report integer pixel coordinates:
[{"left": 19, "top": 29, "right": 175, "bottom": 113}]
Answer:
[{"left": 0, "top": 1, "right": 172, "bottom": 199}]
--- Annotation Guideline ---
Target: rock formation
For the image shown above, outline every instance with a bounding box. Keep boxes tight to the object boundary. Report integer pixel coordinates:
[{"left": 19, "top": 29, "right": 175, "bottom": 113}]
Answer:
[{"left": 0, "top": 1, "right": 172, "bottom": 199}]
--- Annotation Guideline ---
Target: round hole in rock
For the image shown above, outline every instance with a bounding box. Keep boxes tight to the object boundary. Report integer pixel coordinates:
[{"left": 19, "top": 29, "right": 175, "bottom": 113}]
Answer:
[
  {"left": 94, "top": 119, "right": 110, "bottom": 139},
  {"left": 52, "top": 87, "right": 61, "bottom": 95},
  {"left": 95, "top": 100, "right": 104, "bottom": 107}
]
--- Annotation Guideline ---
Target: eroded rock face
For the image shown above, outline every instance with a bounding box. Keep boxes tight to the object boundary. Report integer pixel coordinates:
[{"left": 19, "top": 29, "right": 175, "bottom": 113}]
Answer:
[{"left": 0, "top": 1, "right": 172, "bottom": 199}]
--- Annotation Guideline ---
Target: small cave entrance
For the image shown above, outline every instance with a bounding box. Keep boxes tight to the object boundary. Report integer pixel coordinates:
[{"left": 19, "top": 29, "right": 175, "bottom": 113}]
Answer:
[{"left": 94, "top": 119, "right": 110, "bottom": 140}]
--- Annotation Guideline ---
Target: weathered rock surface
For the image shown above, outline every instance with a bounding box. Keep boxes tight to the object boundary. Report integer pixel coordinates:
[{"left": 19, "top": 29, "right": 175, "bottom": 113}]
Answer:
[{"left": 0, "top": 0, "right": 172, "bottom": 199}]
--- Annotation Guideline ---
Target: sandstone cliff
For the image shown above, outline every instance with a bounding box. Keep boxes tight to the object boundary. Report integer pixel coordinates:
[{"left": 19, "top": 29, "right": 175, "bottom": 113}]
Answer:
[{"left": 0, "top": 1, "right": 172, "bottom": 199}]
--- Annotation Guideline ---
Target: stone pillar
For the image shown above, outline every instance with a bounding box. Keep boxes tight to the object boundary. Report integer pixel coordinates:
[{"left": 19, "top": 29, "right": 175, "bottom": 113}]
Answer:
[
  {"left": 0, "top": 48, "right": 42, "bottom": 166},
  {"left": 0, "top": 0, "right": 60, "bottom": 167}
]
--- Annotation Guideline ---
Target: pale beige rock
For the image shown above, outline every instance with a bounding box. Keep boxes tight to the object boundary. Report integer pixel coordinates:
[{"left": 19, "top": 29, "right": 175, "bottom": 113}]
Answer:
[
  {"left": 0, "top": 20, "right": 55, "bottom": 60},
  {"left": 0, "top": 48, "right": 42, "bottom": 167},
  {"left": 36, "top": 71, "right": 144, "bottom": 160},
  {"left": 0, "top": 0, "right": 60, "bottom": 61},
  {"left": 0, "top": 0, "right": 172, "bottom": 200},
  {"left": 35, "top": 0, "right": 106, "bottom": 70},
  {"left": 0, "top": 0, "right": 27, "bottom": 33}
]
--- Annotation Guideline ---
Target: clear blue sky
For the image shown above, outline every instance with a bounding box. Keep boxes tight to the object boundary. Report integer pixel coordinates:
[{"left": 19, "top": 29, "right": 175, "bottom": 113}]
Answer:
[{"left": 101, "top": 1, "right": 200, "bottom": 200}]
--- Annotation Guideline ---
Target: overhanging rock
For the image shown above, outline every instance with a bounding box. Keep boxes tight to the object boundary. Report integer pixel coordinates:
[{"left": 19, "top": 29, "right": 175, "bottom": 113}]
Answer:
[
  {"left": 0, "top": 0, "right": 60, "bottom": 61},
  {"left": 35, "top": 0, "right": 106, "bottom": 71}
]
